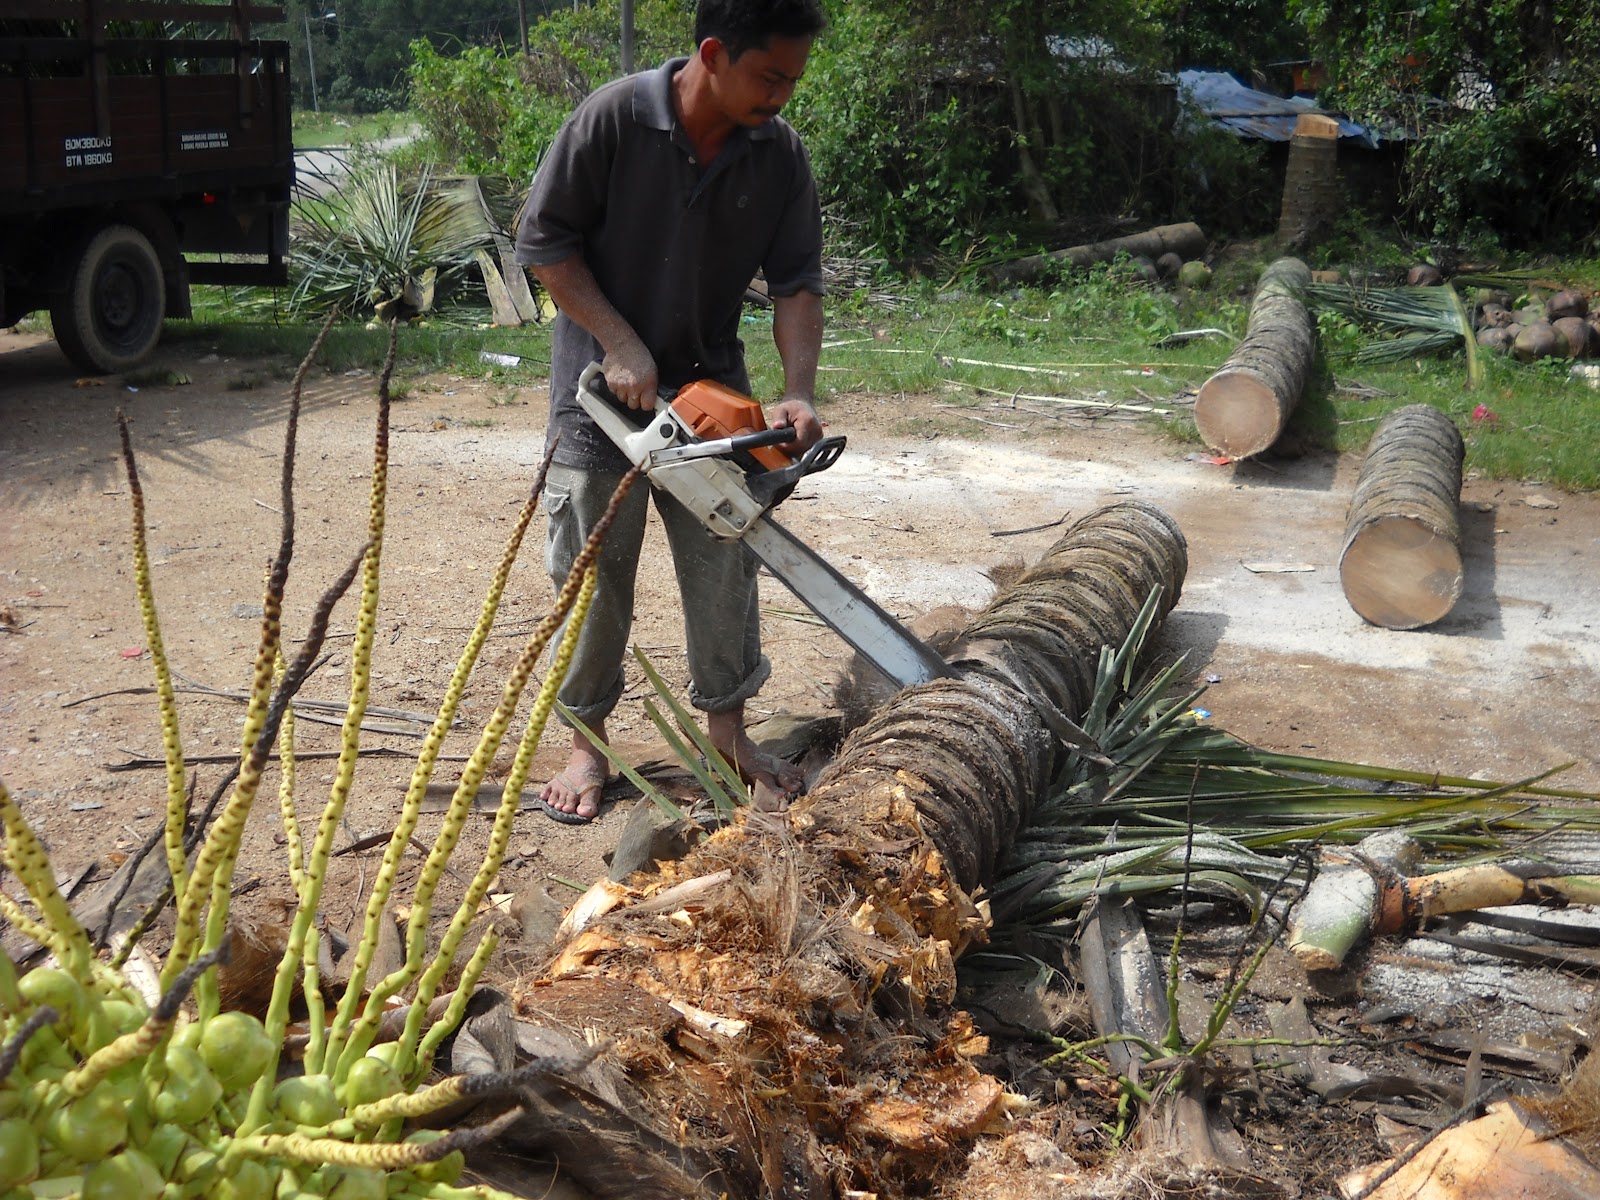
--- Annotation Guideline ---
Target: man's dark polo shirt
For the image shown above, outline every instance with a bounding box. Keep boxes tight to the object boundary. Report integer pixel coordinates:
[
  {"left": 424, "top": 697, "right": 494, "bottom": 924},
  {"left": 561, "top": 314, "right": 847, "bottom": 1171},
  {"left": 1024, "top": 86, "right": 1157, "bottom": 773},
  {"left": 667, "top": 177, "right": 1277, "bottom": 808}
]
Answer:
[{"left": 516, "top": 56, "right": 825, "bottom": 472}]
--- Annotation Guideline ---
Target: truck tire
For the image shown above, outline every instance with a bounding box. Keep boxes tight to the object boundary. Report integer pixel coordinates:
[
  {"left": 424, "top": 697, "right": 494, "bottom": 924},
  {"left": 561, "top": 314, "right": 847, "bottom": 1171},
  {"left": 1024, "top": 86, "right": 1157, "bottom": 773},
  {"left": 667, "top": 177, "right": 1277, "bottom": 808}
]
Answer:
[{"left": 50, "top": 224, "right": 166, "bottom": 374}]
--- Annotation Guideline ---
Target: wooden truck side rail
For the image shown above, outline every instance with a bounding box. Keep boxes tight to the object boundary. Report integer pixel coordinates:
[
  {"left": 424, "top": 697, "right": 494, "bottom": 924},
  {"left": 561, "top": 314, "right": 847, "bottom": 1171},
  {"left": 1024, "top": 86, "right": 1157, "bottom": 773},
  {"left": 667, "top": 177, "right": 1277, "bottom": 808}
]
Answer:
[{"left": 0, "top": 0, "right": 294, "bottom": 370}]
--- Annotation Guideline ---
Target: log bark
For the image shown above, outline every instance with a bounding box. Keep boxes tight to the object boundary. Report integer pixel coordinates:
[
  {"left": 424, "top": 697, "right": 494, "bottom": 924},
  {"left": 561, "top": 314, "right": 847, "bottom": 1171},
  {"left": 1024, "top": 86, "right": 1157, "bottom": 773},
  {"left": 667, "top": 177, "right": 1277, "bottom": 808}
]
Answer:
[
  {"left": 1194, "top": 256, "right": 1315, "bottom": 458},
  {"left": 499, "top": 502, "right": 1190, "bottom": 1199},
  {"left": 989, "top": 223, "right": 1207, "bottom": 288},
  {"left": 1340, "top": 403, "right": 1466, "bottom": 630},
  {"left": 1277, "top": 114, "right": 1340, "bottom": 249}
]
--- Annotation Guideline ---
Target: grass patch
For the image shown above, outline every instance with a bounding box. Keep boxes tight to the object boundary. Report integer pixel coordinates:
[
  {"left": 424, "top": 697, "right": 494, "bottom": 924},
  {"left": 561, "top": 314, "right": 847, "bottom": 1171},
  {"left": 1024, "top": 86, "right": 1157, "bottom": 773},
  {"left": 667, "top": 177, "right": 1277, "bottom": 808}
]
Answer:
[
  {"left": 741, "top": 252, "right": 1599, "bottom": 493},
  {"left": 173, "top": 287, "right": 553, "bottom": 383},
  {"left": 182, "top": 242, "right": 1597, "bottom": 491}
]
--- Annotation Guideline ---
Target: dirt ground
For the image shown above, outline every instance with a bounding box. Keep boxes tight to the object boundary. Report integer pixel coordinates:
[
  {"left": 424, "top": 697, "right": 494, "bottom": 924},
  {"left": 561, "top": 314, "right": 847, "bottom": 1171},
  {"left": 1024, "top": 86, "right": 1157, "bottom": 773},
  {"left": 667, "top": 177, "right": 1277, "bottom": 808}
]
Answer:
[{"left": 3, "top": 323, "right": 1599, "bottom": 1194}]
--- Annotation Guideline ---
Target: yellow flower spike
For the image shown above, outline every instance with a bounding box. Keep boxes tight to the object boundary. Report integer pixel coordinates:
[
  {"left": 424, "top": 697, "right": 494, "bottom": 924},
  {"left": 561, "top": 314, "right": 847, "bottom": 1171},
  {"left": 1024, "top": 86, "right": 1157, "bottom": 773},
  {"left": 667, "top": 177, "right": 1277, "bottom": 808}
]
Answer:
[
  {"left": 61, "top": 1010, "right": 170, "bottom": 1098},
  {"left": 337, "top": 462, "right": 637, "bottom": 1083},
  {"left": 245, "top": 321, "right": 398, "bottom": 1125},
  {"left": 341, "top": 490, "right": 625, "bottom": 1081},
  {"left": 168, "top": 309, "right": 340, "bottom": 1000},
  {"left": 0, "top": 781, "right": 92, "bottom": 978},
  {"left": 302, "top": 925, "right": 326, "bottom": 1069},
  {"left": 370, "top": 598, "right": 564, "bottom": 1077},
  {"left": 164, "top": 572, "right": 284, "bottom": 994},
  {"left": 0, "top": 887, "right": 56, "bottom": 960},
  {"left": 275, "top": 648, "right": 305, "bottom": 897},
  {"left": 344, "top": 1041, "right": 606, "bottom": 1130},
  {"left": 0, "top": 932, "right": 19, "bottom": 1010},
  {"left": 116, "top": 413, "right": 190, "bottom": 899},
  {"left": 321, "top": 449, "right": 555, "bottom": 1074},
  {"left": 415, "top": 926, "right": 501, "bottom": 1069},
  {"left": 227, "top": 1129, "right": 454, "bottom": 1171},
  {"left": 401, "top": 569, "right": 595, "bottom": 1072}
]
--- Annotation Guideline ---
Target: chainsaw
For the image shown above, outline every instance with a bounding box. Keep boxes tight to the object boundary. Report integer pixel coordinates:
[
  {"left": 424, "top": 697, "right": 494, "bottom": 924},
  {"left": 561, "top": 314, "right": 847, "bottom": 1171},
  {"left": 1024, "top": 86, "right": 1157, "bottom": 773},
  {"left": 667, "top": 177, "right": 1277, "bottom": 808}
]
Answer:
[{"left": 575, "top": 361, "right": 952, "bottom": 689}]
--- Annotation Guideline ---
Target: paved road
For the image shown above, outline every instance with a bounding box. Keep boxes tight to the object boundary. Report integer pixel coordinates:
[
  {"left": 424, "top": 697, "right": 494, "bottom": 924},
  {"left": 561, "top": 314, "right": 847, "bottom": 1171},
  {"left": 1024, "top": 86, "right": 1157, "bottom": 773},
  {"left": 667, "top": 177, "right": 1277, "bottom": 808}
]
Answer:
[{"left": 293, "top": 130, "right": 417, "bottom": 196}]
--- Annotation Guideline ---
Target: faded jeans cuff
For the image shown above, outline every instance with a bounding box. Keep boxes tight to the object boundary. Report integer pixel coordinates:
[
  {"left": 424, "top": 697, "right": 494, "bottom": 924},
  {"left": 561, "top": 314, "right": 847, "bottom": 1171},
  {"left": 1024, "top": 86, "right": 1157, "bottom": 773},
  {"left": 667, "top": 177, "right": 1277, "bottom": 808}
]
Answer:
[
  {"left": 556, "top": 674, "right": 625, "bottom": 731},
  {"left": 689, "top": 655, "right": 772, "bottom": 715}
]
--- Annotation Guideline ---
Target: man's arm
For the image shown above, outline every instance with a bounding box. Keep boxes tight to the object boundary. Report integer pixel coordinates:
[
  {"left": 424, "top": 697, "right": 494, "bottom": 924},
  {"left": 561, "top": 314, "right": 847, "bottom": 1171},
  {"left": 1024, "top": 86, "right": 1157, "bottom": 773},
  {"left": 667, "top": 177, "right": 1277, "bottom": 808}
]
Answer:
[
  {"left": 767, "top": 288, "right": 825, "bottom": 449},
  {"left": 531, "top": 255, "right": 659, "bottom": 409}
]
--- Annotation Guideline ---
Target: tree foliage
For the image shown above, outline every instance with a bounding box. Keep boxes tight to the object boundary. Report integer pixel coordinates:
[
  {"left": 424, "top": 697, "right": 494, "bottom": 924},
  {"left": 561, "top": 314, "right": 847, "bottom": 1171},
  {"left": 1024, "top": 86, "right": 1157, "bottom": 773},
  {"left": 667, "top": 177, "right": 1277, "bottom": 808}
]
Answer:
[
  {"left": 408, "top": 0, "right": 692, "bottom": 181},
  {"left": 1292, "top": 0, "right": 1600, "bottom": 247},
  {"left": 788, "top": 0, "right": 1274, "bottom": 261}
]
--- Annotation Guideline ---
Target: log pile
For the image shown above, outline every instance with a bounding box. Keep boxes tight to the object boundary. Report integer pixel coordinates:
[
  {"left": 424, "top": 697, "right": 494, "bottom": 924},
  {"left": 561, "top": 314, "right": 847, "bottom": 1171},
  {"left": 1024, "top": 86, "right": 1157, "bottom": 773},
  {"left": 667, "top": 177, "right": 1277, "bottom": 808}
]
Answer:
[
  {"left": 1194, "top": 256, "right": 1315, "bottom": 458},
  {"left": 1339, "top": 403, "right": 1466, "bottom": 629}
]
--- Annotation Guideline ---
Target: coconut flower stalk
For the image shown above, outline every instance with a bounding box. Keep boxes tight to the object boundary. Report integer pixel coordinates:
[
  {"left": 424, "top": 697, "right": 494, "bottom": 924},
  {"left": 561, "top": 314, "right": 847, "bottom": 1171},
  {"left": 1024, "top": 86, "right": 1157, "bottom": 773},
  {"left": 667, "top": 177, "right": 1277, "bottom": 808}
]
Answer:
[{"left": 0, "top": 322, "right": 629, "bottom": 1200}]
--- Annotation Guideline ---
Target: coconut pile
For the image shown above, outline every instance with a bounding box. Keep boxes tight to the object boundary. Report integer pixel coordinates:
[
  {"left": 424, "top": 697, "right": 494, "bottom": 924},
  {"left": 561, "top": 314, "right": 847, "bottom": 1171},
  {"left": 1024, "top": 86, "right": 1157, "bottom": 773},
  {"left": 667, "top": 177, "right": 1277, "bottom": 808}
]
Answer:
[{"left": 1469, "top": 283, "right": 1597, "bottom": 361}]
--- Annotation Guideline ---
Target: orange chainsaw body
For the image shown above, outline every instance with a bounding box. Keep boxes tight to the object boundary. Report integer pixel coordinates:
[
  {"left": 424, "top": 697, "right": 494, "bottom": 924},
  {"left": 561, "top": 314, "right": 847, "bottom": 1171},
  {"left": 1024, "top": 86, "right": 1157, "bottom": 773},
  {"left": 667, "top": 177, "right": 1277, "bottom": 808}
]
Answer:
[{"left": 670, "top": 379, "right": 793, "bottom": 472}]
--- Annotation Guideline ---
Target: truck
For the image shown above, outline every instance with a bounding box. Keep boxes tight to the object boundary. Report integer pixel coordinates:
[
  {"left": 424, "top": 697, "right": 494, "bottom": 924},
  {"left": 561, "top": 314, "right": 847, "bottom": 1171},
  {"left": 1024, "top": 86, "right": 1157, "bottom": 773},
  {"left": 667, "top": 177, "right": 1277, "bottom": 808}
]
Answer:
[{"left": 0, "top": 1, "right": 293, "bottom": 373}]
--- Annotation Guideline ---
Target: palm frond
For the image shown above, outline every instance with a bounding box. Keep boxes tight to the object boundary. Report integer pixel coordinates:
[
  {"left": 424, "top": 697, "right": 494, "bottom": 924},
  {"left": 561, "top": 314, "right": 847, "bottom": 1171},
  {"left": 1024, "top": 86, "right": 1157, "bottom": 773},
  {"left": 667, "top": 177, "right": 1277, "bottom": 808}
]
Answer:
[
  {"left": 282, "top": 165, "right": 497, "bottom": 320},
  {"left": 1303, "top": 281, "right": 1481, "bottom": 386},
  {"left": 987, "top": 598, "right": 1600, "bottom": 945}
]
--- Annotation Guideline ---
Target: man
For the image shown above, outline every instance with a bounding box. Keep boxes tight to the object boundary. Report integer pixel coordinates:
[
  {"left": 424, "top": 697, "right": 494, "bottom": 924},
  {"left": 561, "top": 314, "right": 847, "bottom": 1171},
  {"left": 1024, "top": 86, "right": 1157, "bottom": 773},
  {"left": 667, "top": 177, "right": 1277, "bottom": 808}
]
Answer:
[{"left": 515, "top": 0, "right": 828, "bottom": 822}]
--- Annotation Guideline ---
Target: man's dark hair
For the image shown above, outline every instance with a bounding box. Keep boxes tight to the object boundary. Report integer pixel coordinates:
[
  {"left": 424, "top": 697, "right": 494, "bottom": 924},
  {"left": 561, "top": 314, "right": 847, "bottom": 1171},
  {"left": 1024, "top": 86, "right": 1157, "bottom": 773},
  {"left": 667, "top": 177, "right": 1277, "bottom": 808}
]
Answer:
[{"left": 694, "top": 0, "right": 826, "bottom": 60}]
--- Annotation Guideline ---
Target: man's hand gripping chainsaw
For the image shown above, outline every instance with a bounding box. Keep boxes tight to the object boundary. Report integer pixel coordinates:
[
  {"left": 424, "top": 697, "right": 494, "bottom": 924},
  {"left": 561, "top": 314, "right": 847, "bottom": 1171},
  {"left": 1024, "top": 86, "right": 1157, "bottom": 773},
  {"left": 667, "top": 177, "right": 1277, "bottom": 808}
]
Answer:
[{"left": 575, "top": 361, "right": 951, "bottom": 689}]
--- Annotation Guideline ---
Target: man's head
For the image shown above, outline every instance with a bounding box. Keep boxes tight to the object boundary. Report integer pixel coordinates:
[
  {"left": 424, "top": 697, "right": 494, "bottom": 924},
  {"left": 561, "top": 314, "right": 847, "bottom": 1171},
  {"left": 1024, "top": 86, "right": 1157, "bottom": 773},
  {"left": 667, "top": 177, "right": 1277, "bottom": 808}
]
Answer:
[
  {"left": 692, "top": 0, "right": 825, "bottom": 126},
  {"left": 693, "top": 0, "right": 826, "bottom": 62}
]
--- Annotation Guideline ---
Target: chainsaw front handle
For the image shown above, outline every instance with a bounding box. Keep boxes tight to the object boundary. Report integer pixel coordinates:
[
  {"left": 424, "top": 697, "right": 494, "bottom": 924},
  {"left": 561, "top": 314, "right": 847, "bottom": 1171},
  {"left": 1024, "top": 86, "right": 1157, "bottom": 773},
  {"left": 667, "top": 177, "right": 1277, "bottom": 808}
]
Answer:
[{"left": 747, "top": 435, "right": 846, "bottom": 506}]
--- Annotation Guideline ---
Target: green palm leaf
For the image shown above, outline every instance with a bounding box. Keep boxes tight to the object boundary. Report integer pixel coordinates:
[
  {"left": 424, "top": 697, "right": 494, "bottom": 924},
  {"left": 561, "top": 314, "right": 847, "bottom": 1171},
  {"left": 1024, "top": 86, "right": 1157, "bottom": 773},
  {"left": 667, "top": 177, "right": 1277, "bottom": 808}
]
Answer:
[
  {"left": 283, "top": 165, "right": 497, "bottom": 319},
  {"left": 987, "top": 594, "right": 1600, "bottom": 946},
  {"left": 1304, "top": 281, "right": 1481, "bottom": 387}
]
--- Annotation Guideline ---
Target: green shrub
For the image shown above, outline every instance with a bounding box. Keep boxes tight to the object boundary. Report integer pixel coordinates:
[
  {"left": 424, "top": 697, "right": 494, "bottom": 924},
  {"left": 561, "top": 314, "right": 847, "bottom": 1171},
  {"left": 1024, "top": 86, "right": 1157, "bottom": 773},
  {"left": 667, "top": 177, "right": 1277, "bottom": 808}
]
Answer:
[
  {"left": 1293, "top": 0, "right": 1600, "bottom": 250},
  {"left": 408, "top": 1, "right": 692, "bottom": 185}
]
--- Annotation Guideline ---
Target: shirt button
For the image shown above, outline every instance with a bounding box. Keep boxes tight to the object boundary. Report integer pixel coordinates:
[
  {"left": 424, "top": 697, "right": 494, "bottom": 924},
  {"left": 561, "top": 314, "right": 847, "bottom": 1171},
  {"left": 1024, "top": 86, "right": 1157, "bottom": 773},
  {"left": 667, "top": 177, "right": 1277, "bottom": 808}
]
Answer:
[{"left": 688, "top": 156, "right": 697, "bottom": 164}]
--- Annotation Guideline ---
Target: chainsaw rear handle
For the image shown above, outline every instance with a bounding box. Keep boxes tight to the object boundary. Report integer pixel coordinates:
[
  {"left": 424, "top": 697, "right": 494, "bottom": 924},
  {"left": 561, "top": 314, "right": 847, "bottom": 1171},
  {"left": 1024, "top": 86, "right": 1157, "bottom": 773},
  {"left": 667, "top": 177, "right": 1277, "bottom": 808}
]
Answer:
[{"left": 578, "top": 364, "right": 664, "bottom": 424}]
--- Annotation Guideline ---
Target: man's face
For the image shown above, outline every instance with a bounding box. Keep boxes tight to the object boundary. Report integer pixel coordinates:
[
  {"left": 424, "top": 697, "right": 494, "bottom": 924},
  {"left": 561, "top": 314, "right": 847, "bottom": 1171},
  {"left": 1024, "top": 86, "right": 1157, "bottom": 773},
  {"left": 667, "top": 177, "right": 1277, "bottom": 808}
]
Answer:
[{"left": 708, "top": 33, "right": 813, "bottom": 126}]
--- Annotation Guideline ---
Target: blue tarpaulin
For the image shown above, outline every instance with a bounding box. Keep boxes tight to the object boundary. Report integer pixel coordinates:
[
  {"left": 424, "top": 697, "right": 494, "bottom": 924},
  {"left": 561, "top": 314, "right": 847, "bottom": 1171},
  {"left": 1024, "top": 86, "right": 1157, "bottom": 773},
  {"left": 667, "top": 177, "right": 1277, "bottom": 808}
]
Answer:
[{"left": 1179, "top": 70, "right": 1395, "bottom": 149}]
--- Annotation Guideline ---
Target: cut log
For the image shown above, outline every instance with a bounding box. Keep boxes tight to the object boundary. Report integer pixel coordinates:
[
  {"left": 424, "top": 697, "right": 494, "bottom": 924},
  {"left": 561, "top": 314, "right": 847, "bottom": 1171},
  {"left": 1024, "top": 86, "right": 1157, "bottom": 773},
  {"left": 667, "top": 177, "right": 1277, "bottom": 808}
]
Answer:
[
  {"left": 1194, "top": 256, "right": 1314, "bottom": 458},
  {"left": 1286, "top": 831, "right": 1423, "bottom": 972},
  {"left": 989, "top": 223, "right": 1207, "bottom": 287},
  {"left": 1339, "top": 404, "right": 1466, "bottom": 629},
  {"left": 1277, "top": 113, "right": 1340, "bottom": 249},
  {"left": 1288, "top": 829, "right": 1600, "bottom": 973}
]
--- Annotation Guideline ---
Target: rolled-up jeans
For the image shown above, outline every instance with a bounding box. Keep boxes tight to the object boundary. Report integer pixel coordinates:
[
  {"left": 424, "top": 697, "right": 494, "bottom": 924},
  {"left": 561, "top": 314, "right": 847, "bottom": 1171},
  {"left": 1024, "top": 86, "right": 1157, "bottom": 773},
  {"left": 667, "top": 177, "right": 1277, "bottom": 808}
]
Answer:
[{"left": 542, "top": 462, "right": 771, "bottom": 728}]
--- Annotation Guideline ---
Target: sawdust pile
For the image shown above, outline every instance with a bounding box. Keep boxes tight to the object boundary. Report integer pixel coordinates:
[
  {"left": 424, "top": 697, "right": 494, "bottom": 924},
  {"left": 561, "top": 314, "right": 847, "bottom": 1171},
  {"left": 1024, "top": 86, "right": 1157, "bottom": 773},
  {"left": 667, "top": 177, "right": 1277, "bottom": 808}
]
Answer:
[{"left": 514, "top": 803, "right": 1006, "bottom": 1197}]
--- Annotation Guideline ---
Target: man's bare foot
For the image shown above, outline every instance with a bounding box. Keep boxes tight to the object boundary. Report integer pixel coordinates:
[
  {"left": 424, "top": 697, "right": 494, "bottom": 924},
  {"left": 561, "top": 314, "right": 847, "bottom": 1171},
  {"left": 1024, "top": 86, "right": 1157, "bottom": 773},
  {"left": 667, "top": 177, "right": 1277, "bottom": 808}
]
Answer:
[
  {"left": 540, "top": 727, "right": 610, "bottom": 822},
  {"left": 707, "top": 707, "right": 804, "bottom": 798}
]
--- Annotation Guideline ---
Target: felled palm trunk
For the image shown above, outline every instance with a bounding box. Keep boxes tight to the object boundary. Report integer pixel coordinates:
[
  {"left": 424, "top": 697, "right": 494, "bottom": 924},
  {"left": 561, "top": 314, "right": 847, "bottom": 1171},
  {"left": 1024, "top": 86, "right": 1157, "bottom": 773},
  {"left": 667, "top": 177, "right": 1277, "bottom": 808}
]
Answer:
[
  {"left": 1194, "top": 257, "right": 1315, "bottom": 458},
  {"left": 499, "top": 503, "right": 1188, "bottom": 1200},
  {"left": 991, "top": 224, "right": 1207, "bottom": 288},
  {"left": 1339, "top": 404, "right": 1466, "bottom": 630}
]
